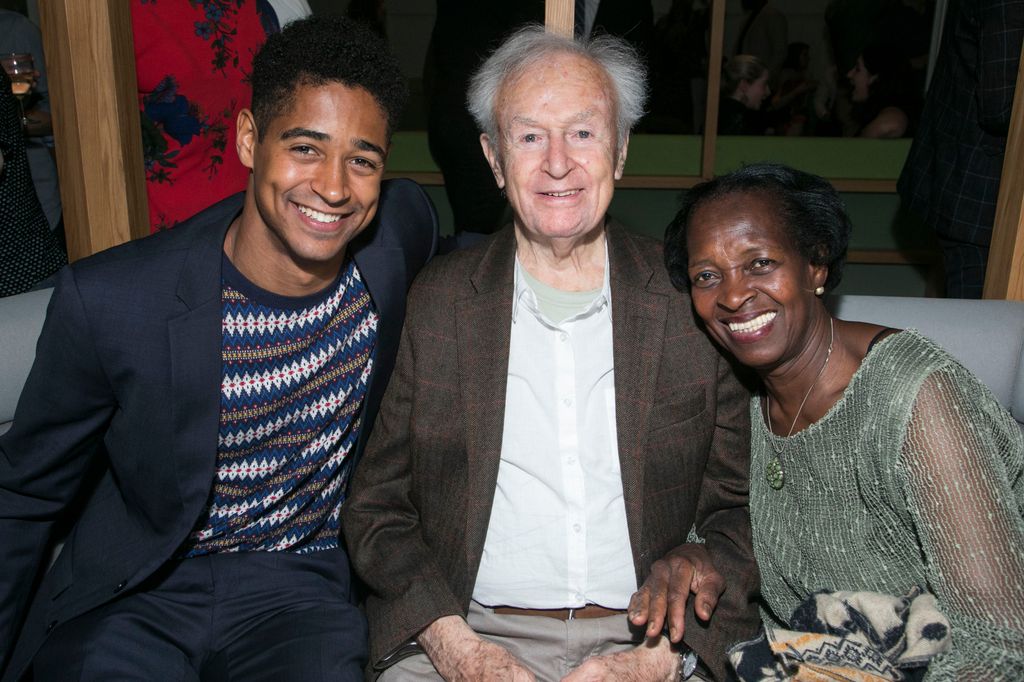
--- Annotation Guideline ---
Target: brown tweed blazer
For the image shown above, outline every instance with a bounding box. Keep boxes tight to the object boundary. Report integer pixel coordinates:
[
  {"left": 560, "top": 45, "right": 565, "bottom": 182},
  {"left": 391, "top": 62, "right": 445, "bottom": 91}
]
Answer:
[{"left": 342, "top": 221, "right": 760, "bottom": 681}]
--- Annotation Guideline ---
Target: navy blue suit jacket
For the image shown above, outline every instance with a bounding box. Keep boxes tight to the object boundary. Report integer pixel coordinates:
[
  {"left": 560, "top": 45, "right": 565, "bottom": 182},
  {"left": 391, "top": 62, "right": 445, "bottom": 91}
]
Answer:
[{"left": 0, "top": 178, "right": 437, "bottom": 680}]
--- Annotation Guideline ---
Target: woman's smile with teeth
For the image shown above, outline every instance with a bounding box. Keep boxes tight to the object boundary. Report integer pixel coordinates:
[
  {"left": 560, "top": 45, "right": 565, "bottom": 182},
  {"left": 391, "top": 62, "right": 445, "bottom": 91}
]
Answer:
[
  {"left": 297, "top": 204, "right": 342, "bottom": 224},
  {"left": 727, "top": 311, "right": 776, "bottom": 333}
]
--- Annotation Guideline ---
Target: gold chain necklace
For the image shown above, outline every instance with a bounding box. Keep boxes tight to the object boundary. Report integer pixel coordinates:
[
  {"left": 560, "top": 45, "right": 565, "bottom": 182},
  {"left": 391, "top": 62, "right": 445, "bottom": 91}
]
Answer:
[{"left": 764, "top": 317, "right": 835, "bottom": 490}]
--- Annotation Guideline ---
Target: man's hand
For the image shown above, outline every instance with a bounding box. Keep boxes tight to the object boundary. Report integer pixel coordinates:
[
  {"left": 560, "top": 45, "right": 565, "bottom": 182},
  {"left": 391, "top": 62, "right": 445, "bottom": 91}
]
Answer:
[
  {"left": 561, "top": 636, "right": 678, "bottom": 682},
  {"left": 628, "top": 543, "right": 725, "bottom": 642},
  {"left": 418, "top": 615, "right": 536, "bottom": 682}
]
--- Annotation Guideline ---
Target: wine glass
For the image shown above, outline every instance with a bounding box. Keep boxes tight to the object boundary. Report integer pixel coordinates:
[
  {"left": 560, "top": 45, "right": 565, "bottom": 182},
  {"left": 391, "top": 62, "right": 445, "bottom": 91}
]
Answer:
[{"left": 1, "top": 53, "right": 35, "bottom": 126}]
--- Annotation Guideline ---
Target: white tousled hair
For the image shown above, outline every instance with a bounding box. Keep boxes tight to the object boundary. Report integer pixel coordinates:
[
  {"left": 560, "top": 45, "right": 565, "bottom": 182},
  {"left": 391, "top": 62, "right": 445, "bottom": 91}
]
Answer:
[{"left": 466, "top": 25, "right": 648, "bottom": 154}]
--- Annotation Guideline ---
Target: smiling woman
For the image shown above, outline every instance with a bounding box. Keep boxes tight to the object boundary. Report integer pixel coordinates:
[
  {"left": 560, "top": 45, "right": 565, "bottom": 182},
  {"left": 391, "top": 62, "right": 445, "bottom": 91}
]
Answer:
[{"left": 663, "top": 163, "right": 1024, "bottom": 679}]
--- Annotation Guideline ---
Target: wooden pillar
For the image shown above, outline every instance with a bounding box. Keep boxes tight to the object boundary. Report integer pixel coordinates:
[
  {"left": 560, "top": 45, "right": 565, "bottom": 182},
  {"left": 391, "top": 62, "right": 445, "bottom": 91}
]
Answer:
[
  {"left": 545, "top": 0, "right": 574, "bottom": 38},
  {"left": 984, "top": 41, "right": 1024, "bottom": 300},
  {"left": 701, "top": 0, "right": 726, "bottom": 179},
  {"left": 39, "top": 0, "right": 148, "bottom": 262}
]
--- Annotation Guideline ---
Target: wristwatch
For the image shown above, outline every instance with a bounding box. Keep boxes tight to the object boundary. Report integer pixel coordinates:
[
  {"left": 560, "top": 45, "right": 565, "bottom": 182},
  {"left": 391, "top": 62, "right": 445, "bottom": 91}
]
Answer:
[
  {"left": 675, "top": 644, "right": 698, "bottom": 680},
  {"left": 663, "top": 626, "right": 698, "bottom": 680}
]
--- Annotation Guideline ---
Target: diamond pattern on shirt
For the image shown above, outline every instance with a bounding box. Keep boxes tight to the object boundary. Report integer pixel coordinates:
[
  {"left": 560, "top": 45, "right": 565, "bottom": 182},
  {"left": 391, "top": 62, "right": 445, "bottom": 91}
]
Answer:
[{"left": 182, "top": 258, "right": 377, "bottom": 556}]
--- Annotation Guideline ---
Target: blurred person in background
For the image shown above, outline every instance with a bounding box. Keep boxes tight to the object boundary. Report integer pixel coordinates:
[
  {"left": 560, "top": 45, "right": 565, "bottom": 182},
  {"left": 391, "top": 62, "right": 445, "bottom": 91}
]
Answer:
[
  {"left": 648, "top": 0, "right": 710, "bottom": 134},
  {"left": 719, "top": 55, "right": 772, "bottom": 135},
  {"left": 131, "top": 0, "right": 278, "bottom": 232},
  {"left": 899, "top": 0, "right": 1024, "bottom": 298},
  {"left": 0, "top": 9, "right": 62, "bottom": 238},
  {"left": 735, "top": 0, "right": 787, "bottom": 89},
  {"left": 845, "top": 42, "right": 917, "bottom": 138},
  {"left": 768, "top": 42, "right": 817, "bottom": 136},
  {"left": 0, "top": 68, "right": 65, "bottom": 297}
]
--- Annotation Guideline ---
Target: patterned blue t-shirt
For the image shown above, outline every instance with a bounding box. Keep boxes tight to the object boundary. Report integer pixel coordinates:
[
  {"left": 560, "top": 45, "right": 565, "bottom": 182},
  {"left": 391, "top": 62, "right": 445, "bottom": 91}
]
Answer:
[{"left": 182, "top": 254, "right": 377, "bottom": 556}]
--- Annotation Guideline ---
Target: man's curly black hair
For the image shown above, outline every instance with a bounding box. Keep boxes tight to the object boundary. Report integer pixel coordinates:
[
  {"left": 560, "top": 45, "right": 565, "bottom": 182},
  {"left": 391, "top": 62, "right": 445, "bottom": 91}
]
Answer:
[
  {"left": 664, "top": 163, "right": 852, "bottom": 293},
  {"left": 250, "top": 16, "right": 407, "bottom": 141}
]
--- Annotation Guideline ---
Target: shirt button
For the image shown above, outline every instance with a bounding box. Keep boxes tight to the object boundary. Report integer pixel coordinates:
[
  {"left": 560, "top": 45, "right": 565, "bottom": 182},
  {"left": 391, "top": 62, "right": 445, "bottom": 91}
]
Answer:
[
  {"left": 573, "top": 523, "right": 582, "bottom": 533},
  {"left": 563, "top": 398, "right": 572, "bottom": 406},
  {"left": 566, "top": 457, "right": 576, "bottom": 465},
  {"left": 559, "top": 332, "right": 568, "bottom": 342}
]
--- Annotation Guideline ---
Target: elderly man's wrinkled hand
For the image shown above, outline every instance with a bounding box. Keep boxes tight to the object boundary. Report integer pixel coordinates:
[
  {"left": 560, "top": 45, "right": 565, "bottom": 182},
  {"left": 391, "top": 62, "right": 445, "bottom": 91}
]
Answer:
[
  {"left": 561, "top": 637, "right": 678, "bottom": 682},
  {"left": 441, "top": 640, "right": 536, "bottom": 682},
  {"left": 418, "top": 615, "right": 536, "bottom": 682},
  {"left": 628, "top": 543, "right": 725, "bottom": 642}
]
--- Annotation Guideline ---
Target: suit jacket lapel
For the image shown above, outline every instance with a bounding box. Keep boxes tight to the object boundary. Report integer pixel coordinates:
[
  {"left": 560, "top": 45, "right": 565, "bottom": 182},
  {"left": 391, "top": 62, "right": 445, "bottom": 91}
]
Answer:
[
  {"left": 458, "top": 227, "right": 516, "bottom": 571},
  {"left": 168, "top": 200, "right": 240, "bottom": 517},
  {"left": 352, "top": 238, "right": 405, "bottom": 465},
  {"left": 608, "top": 222, "right": 668, "bottom": 560}
]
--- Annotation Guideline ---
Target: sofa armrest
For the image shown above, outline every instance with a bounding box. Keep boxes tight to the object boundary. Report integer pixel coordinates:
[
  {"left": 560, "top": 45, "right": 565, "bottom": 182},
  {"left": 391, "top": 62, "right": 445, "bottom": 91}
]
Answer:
[{"left": 0, "top": 288, "right": 53, "bottom": 433}]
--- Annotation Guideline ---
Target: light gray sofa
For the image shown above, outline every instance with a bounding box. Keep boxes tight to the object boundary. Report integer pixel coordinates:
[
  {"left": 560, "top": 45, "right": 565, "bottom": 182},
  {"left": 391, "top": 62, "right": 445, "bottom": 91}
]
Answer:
[
  {"left": 1, "top": 288, "right": 52, "bottom": 436},
  {"left": 2, "top": 290, "right": 1023, "bottom": 435},
  {"left": 829, "top": 295, "right": 1024, "bottom": 427}
]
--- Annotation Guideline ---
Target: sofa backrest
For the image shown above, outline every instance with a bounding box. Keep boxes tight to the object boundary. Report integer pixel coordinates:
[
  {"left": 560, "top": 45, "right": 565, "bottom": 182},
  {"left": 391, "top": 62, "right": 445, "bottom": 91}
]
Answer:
[
  {"left": 828, "top": 295, "right": 1024, "bottom": 425},
  {"left": 0, "top": 288, "right": 53, "bottom": 435},
  {"left": 4, "top": 291, "right": 1023, "bottom": 431}
]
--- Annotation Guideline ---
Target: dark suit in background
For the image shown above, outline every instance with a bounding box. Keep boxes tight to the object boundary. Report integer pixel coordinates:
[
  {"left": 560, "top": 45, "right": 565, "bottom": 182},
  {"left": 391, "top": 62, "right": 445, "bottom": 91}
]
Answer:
[
  {"left": 898, "top": 0, "right": 1024, "bottom": 298},
  {"left": 426, "top": 0, "right": 544, "bottom": 235}
]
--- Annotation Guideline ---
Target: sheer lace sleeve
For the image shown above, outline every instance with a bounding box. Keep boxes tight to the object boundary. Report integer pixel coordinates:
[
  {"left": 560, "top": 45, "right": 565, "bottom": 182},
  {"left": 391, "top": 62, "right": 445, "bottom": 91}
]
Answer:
[{"left": 900, "top": 365, "right": 1024, "bottom": 680}]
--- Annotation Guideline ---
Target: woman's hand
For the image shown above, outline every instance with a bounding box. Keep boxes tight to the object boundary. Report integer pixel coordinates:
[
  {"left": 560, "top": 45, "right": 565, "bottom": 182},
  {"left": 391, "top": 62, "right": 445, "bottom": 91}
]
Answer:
[{"left": 628, "top": 543, "right": 725, "bottom": 642}]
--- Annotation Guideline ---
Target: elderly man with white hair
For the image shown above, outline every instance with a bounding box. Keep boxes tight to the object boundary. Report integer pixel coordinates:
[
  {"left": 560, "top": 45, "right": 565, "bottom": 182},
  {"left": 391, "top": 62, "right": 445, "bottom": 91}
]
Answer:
[{"left": 342, "top": 26, "right": 760, "bottom": 682}]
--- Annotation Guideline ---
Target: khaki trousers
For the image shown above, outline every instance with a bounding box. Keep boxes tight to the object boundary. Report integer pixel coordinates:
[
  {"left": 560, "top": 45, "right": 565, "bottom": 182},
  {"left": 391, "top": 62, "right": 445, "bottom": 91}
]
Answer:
[{"left": 379, "top": 601, "right": 639, "bottom": 682}]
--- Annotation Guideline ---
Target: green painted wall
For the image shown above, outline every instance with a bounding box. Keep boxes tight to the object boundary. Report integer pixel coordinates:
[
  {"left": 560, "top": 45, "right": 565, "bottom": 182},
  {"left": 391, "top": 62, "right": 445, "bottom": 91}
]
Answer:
[{"left": 402, "top": 134, "right": 938, "bottom": 297}]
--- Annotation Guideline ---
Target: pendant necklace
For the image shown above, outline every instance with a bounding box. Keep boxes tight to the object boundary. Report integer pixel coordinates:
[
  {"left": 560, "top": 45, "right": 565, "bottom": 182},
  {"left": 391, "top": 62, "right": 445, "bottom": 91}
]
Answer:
[{"left": 764, "top": 317, "right": 835, "bottom": 490}]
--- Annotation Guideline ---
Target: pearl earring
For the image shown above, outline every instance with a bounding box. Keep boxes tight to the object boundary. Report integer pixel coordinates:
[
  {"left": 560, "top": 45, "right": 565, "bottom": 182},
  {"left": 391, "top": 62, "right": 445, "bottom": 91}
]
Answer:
[{"left": 814, "top": 286, "right": 825, "bottom": 296}]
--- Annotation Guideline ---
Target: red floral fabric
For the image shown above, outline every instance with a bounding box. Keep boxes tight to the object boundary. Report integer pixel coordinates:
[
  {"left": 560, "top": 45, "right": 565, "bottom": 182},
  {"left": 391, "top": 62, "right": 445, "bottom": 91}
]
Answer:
[{"left": 132, "top": 0, "right": 273, "bottom": 232}]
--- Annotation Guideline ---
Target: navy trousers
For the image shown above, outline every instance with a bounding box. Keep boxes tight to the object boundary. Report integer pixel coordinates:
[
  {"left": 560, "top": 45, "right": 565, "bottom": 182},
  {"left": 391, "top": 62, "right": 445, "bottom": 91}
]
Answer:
[{"left": 33, "top": 549, "right": 367, "bottom": 681}]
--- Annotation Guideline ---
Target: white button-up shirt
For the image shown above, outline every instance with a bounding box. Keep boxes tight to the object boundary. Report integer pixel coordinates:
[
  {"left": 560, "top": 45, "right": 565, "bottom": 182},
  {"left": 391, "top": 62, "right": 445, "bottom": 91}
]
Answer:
[{"left": 472, "top": 246, "right": 636, "bottom": 609}]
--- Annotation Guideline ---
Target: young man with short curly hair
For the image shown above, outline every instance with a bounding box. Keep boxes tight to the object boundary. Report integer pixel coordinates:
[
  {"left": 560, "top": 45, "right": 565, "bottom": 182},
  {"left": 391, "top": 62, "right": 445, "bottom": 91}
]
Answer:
[{"left": 0, "top": 16, "right": 436, "bottom": 681}]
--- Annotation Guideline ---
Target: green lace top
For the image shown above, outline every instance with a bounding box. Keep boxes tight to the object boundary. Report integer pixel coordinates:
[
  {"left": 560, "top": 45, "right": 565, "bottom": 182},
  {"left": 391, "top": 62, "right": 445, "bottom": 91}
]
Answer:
[{"left": 750, "top": 330, "right": 1024, "bottom": 680}]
